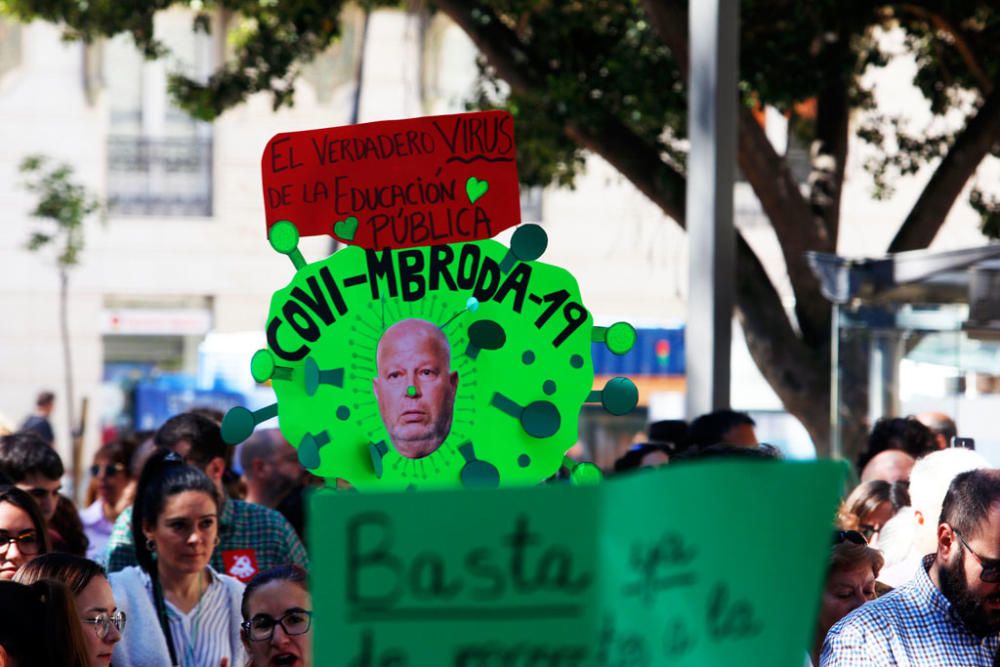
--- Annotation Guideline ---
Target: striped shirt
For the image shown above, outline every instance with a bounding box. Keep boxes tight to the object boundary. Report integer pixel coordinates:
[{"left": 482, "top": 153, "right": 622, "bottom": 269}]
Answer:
[
  {"left": 821, "top": 555, "right": 1000, "bottom": 666},
  {"left": 150, "top": 569, "right": 247, "bottom": 667},
  {"left": 105, "top": 498, "right": 309, "bottom": 581}
]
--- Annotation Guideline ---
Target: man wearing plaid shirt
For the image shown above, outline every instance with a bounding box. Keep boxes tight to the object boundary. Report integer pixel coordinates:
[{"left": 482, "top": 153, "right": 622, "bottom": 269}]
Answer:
[
  {"left": 104, "top": 412, "right": 308, "bottom": 582},
  {"left": 822, "top": 469, "right": 1000, "bottom": 666}
]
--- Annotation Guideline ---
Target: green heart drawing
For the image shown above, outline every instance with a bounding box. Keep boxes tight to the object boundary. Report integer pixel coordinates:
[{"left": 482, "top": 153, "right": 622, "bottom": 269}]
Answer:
[
  {"left": 333, "top": 216, "right": 359, "bottom": 240},
  {"left": 466, "top": 177, "right": 489, "bottom": 204}
]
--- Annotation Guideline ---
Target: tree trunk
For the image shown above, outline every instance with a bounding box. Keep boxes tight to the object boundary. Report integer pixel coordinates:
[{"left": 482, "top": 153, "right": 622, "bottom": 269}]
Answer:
[{"left": 58, "top": 268, "right": 80, "bottom": 497}]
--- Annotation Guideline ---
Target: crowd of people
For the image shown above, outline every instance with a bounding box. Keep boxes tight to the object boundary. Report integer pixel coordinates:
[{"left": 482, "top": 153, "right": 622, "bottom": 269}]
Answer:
[
  {"left": 0, "top": 410, "right": 314, "bottom": 667},
  {"left": 613, "top": 410, "right": 1000, "bottom": 666},
  {"left": 1, "top": 400, "right": 998, "bottom": 665}
]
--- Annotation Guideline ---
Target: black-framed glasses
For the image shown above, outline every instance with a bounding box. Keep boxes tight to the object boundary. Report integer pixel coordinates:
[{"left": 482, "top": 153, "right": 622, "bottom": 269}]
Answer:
[
  {"left": 858, "top": 524, "right": 879, "bottom": 541},
  {"left": 834, "top": 530, "right": 868, "bottom": 546},
  {"left": 242, "top": 609, "right": 313, "bottom": 641},
  {"left": 89, "top": 463, "right": 125, "bottom": 477},
  {"left": 82, "top": 611, "right": 126, "bottom": 639},
  {"left": 954, "top": 529, "right": 1000, "bottom": 583},
  {"left": 0, "top": 530, "right": 40, "bottom": 556}
]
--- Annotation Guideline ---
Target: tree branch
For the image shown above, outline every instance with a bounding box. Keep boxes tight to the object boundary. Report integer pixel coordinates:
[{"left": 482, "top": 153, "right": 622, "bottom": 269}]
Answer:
[
  {"left": 811, "top": 31, "right": 852, "bottom": 243},
  {"left": 897, "top": 4, "right": 993, "bottom": 94},
  {"left": 642, "top": 0, "right": 832, "bottom": 345},
  {"left": 734, "top": 234, "right": 830, "bottom": 449},
  {"left": 889, "top": 83, "right": 1000, "bottom": 251},
  {"left": 432, "top": 0, "right": 687, "bottom": 223}
]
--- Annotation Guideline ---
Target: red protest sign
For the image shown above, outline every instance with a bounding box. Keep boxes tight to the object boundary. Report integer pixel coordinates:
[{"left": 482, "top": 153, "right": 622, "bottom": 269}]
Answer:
[{"left": 261, "top": 110, "right": 521, "bottom": 250}]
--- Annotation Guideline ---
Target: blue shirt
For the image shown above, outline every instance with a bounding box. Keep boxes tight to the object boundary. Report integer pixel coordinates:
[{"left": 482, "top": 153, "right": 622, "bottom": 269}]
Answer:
[{"left": 821, "top": 555, "right": 1000, "bottom": 666}]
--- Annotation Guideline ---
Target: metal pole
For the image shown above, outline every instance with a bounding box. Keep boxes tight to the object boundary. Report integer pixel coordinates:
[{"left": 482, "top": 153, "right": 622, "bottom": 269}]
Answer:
[
  {"left": 830, "top": 303, "right": 842, "bottom": 459},
  {"left": 685, "top": 0, "right": 738, "bottom": 418}
]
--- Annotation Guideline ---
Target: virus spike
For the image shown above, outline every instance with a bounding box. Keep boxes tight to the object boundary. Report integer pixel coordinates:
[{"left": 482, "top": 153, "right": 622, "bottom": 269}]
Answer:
[
  {"left": 465, "top": 320, "right": 506, "bottom": 359},
  {"left": 440, "top": 297, "right": 480, "bottom": 330},
  {"left": 298, "top": 431, "right": 331, "bottom": 470},
  {"left": 303, "top": 358, "right": 345, "bottom": 396},
  {"left": 500, "top": 224, "right": 547, "bottom": 273},
  {"left": 587, "top": 377, "right": 639, "bottom": 416},
  {"left": 268, "top": 220, "right": 307, "bottom": 270},
  {"left": 369, "top": 441, "right": 389, "bottom": 478},
  {"left": 457, "top": 442, "right": 500, "bottom": 488},
  {"left": 250, "top": 349, "right": 293, "bottom": 383},
  {"left": 489, "top": 393, "right": 561, "bottom": 438},
  {"left": 592, "top": 321, "right": 637, "bottom": 355},
  {"left": 564, "top": 459, "right": 602, "bottom": 486},
  {"left": 221, "top": 403, "right": 279, "bottom": 445}
]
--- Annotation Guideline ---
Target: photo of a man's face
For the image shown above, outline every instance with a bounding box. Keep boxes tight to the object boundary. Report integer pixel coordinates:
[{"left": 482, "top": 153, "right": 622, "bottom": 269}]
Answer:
[{"left": 372, "top": 319, "right": 459, "bottom": 459}]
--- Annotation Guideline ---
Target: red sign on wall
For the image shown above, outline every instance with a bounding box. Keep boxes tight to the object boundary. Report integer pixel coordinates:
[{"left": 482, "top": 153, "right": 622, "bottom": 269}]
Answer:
[{"left": 261, "top": 110, "right": 521, "bottom": 250}]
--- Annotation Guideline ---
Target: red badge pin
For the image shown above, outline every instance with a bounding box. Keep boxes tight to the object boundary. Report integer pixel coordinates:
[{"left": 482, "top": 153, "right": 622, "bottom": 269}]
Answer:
[{"left": 222, "top": 549, "right": 259, "bottom": 582}]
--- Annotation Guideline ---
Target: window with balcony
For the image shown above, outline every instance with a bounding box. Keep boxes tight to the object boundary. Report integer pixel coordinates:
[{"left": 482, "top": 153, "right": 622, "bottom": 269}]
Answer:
[{"left": 104, "top": 10, "right": 215, "bottom": 217}]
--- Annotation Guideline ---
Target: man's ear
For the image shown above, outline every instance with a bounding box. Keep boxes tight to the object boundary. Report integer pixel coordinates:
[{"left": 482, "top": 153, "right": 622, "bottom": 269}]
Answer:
[
  {"left": 915, "top": 510, "right": 925, "bottom": 526},
  {"left": 938, "top": 523, "right": 957, "bottom": 560},
  {"left": 449, "top": 371, "right": 458, "bottom": 390},
  {"left": 204, "top": 456, "right": 226, "bottom": 484},
  {"left": 0, "top": 642, "right": 9, "bottom": 667}
]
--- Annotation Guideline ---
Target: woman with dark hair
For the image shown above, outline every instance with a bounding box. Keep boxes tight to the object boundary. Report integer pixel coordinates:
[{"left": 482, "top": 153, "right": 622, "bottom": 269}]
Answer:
[
  {"left": 0, "top": 578, "right": 90, "bottom": 666},
  {"left": 15, "top": 553, "right": 125, "bottom": 667},
  {"left": 241, "top": 565, "right": 312, "bottom": 667},
  {"left": 0, "top": 484, "right": 49, "bottom": 579},
  {"left": 108, "top": 449, "right": 246, "bottom": 666},
  {"left": 810, "top": 530, "right": 884, "bottom": 667},
  {"left": 81, "top": 440, "right": 135, "bottom": 562},
  {"left": 836, "top": 479, "right": 910, "bottom": 547}
]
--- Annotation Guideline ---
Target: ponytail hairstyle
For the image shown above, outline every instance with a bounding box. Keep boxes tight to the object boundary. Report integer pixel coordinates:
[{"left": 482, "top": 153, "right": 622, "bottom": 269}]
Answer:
[
  {"left": 131, "top": 448, "right": 220, "bottom": 665},
  {"left": 0, "top": 578, "right": 90, "bottom": 666}
]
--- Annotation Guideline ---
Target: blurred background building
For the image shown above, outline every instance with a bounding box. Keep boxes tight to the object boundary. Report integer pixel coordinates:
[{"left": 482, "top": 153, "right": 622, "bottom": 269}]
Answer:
[{"left": 1, "top": 6, "right": 997, "bottom": 480}]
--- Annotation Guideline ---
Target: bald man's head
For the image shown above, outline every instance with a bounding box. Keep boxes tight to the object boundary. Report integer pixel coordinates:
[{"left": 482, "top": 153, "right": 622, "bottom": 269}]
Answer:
[
  {"left": 916, "top": 411, "right": 957, "bottom": 450},
  {"left": 373, "top": 319, "right": 458, "bottom": 459},
  {"left": 860, "top": 449, "right": 916, "bottom": 484}
]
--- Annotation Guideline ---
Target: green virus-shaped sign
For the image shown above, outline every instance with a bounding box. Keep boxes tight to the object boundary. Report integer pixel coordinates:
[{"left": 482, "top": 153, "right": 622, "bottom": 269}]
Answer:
[{"left": 222, "top": 222, "right": 637, "bottom": 490}]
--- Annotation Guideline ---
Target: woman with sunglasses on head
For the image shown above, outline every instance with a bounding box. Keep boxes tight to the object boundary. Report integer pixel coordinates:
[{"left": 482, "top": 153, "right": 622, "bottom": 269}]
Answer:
[
  {"left": 810, "top": 530, "right": 883, "bottom": 667},
  {"left": 109, "top": 448, "right": 246, "bottom": 667},
  {"left": 241, "top": 565, "right": 312, "bottom": 667},
  {"left": 836, "top": 479, "right": 910, "bottom": 548},
  {"left": 15, "top": 552, "right": 125, "bottom": 667},
  {"left": 81, "top": 441, "right": 135, "bottom": 563},
  {"left": 0, "top": 484, "right": 49, "bottom": 579}
]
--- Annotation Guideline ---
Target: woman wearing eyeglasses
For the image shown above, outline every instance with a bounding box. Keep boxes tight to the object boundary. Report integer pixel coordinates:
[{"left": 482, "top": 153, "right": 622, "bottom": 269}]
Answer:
[
  {"left": 109, "top": 449, "right": 247, "bottom": 667},
  {"left": 241, "top": 565, "right": 312, "bottom": 667},
  {"left": 0, "top": 484, "right": 49, "bottom": 579},
  {"left": 14, "top": 552, "right": 125, "bottom": 667},
  {"left": 80, "top": 441, "right": 135, "bottom": 563}
]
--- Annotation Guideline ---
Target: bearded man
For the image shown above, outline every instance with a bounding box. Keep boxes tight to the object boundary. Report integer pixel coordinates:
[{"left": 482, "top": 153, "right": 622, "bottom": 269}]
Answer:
[{"left": 822, "top": 468, "right": 1000, "bottom": 665}]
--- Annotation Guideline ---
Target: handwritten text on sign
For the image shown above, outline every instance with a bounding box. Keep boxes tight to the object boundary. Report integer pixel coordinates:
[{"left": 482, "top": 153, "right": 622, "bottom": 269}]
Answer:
[
  {"left": 311, "top": 461, "right": 845, "bottom": 666},
  {"left": 261, "top": 111, "right": 521, "bottom": 249}
]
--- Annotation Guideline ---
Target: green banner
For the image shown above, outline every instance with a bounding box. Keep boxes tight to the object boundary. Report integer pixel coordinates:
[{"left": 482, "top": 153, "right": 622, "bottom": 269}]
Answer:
[{"left": 310, "top": 460, "right": 845, "bottom": 666}]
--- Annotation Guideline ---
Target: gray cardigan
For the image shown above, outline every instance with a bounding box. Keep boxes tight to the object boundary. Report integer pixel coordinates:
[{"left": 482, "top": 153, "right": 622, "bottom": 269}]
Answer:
[{"left": 109, "top": 565, "right": 246, "bottom": 667}]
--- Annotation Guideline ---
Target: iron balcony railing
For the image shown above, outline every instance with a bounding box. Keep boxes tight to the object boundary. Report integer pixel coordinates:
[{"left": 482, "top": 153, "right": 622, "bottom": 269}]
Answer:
[{"left": 107, "top": 135, "right": 213, "bottom": 217}]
